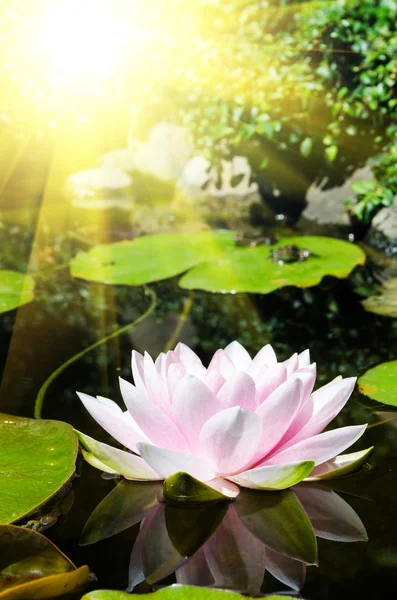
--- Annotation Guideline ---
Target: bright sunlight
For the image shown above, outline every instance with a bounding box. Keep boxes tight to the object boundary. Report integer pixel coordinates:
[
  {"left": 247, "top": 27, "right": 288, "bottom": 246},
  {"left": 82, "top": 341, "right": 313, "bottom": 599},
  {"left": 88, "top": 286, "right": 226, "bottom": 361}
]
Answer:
[{"left": 39, "top": 0, "right": 130, "bottom": 82}]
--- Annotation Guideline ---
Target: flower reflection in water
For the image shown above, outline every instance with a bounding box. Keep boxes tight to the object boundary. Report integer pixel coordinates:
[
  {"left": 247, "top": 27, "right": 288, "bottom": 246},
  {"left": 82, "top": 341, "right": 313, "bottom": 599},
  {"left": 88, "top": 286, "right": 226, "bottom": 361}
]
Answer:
[{"left": 81, "top": 480, "right": 367, "bottom": 595}]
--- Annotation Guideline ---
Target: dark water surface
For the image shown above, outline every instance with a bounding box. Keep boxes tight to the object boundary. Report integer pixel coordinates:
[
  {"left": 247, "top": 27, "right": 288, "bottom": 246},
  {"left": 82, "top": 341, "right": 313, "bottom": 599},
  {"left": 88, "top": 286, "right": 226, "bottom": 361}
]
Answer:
[{"left": 1, "top": 211, "right": 397, "bottom": 599}]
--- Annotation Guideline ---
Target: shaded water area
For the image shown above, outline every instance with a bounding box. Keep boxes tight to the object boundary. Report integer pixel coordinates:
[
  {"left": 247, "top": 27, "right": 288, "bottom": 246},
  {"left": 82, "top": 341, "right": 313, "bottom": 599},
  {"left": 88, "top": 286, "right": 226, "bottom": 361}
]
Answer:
[{"left": 1, "top": 179, "right": 397, "bottom": 598}]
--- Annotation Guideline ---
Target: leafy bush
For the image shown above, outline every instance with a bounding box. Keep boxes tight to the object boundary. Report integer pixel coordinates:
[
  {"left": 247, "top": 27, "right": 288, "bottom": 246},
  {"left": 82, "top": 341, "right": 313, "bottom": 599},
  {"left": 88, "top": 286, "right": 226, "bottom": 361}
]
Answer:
[{"left": 129, "top": 0, "right": 396, "bottom": 220}]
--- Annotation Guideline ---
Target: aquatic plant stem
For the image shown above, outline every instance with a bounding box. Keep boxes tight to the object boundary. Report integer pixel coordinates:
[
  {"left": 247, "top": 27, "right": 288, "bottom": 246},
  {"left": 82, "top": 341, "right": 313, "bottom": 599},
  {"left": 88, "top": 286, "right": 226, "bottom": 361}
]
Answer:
[
  {"left": 164, "top": 291, "right": 195, "bottom": 352},
  {"left": 34, "top": 287, "right": 157, "bottom": 419}
]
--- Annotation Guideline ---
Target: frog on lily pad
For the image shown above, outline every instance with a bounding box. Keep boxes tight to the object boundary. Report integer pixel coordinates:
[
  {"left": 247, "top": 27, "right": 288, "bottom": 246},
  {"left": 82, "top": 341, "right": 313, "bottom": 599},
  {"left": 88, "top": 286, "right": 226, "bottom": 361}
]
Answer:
[{"left": 271, "top": 244, "right": 319, "bottom": 265}]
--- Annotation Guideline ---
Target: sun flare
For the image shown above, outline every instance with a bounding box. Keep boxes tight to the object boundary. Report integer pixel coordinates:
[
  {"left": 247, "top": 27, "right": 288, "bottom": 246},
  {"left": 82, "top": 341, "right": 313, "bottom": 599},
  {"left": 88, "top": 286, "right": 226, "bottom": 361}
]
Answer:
[{"left": 39, "top": 0, "right": 130, "bottom": 83}]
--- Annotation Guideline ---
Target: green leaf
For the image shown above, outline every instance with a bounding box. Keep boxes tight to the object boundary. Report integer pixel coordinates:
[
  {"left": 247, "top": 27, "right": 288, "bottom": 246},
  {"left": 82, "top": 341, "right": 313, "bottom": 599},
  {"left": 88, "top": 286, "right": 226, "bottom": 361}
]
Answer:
[
  {"left": 165, "top": 503, "right": 228, "bottom": 557},
  {"left": 306, "top": 447, "right": 374, "bottom": 481},
  {"left": 0, "top": 415, "right": 78, "bottom": 523},
  {"left": 70, "top": 234, "right": 365, "bottom": 295},
  {"left": 0, "top": 270, "right": 35, "bottom": 314},
  {"left": 358, "top": 360, "right": 397, "bottom": 407},
  {"left": 69, "top": 231, "right": 236, "bottom": 285},
  {"left": 325, "top": 144, "right": 338, "bottom": 162},
  {"left": 362, "top": 278, "right": 397, "bottom": 318},
  {"left": 81, "top": 585, "right": 298, "bottom": 600},
  {"left": 0, "top": 524, "right": 89, "bottom": 599},
  {"left": 352, "top": 179, "right": 377, "bottom": 195},
  {"left": 300, "top": 137, "right": 313, "bottom": 158},
  {"left": 235, "top": 489, "right": 317, "bottom": 564},
  {"left": 163, "top": 472, "right": 229, "bottom": 504},
  {"left": 80, "top": 481, "right": 162, "bottom": 545},
  {"left": 180, "top": 236, "right": 365, "bottom": 294}
]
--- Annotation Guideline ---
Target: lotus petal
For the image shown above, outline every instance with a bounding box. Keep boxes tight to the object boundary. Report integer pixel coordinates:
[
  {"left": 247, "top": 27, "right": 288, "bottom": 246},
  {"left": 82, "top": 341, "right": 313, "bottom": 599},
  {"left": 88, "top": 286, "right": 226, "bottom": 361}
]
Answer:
[{"left": 137, "top": 443, "right": 216, "bottom": 481}]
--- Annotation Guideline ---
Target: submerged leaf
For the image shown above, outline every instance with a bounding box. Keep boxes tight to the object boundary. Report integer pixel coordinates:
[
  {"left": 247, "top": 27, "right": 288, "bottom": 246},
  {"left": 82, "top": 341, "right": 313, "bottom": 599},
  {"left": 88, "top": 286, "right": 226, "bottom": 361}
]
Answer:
[
  {"left": 358, "top": 360, "right": 397, "bottom": 407},
  {"left": 0, "top": 415, "right": 78, "bottom": 523},
  {"left": 0, "top": 270, "right": 34, "bottom": 314},
  {"left": 0, "top": 524, "right": 89, "bottom": 599}
]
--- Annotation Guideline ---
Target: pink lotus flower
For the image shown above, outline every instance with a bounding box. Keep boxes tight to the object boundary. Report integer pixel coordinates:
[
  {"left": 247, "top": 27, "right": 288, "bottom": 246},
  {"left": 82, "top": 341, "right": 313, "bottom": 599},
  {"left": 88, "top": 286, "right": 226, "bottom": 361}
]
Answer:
[{"left": 76, "top": 342, "right": 372, "bottom": 496}]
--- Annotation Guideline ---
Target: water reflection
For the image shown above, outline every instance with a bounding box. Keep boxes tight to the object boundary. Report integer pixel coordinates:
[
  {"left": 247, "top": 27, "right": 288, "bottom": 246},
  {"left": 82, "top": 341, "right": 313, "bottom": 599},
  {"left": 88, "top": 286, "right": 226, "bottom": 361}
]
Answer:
[{"left": 81, "top": 480, "right": 367, "bottom": 594}]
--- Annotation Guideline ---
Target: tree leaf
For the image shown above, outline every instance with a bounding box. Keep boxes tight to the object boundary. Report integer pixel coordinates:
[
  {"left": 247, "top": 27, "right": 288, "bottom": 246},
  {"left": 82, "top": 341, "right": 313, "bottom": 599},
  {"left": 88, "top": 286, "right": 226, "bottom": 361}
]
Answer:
[
  {"left": 0, "top": 524, "right": 89, "bottom": 599},
  {"left": 180, "top": 236, "right": 365, "bottom": 294},
  {"left": 0, "top": 415, "right": 78, "bottom": 523},
  {"left": 325, "top": 144, "right": 338, "bottom": 162},
  {"left": 300, "top": 137, "right": 313, "bottom": 158},
  {"left": 0, "top": 271, "right": 34, "bottom": 314},
  {"left": 358, "top": 360, "right": 397, "bottom": 407}
]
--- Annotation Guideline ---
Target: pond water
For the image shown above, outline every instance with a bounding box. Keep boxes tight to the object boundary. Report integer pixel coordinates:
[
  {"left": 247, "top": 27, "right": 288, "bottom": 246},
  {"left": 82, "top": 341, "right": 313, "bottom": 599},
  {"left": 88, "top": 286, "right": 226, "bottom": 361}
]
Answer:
[{"left": 1, "top": 185, "right": 397, "bottom": 599}]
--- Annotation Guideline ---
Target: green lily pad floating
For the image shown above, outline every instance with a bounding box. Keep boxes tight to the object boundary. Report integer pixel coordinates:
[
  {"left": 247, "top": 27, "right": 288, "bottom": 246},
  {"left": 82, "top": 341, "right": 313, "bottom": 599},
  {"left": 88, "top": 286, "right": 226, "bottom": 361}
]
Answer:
[
  {"left": 0, "top": 415, "right": 78, "bottom": 523},
  {"left": 358, "top": 360, "right": 397, "bottom": 407},
  {"left": 69, "top": 232, "right": 365, "bottom": 294},
  {"left": 0, "top": 270, "right": 35, "bottom": 313},
  {"left": 180, "top": 236, "right": 366, "bottom": 294},
  {"left": 82, "top": 585, "right": 297, "bottom": 600},
  {"left": 362, "top": 278, "right": 397, "bottom": 318},
  {"left": 69, "top": 231, "right": 236, "bottom": 285},
  {"left": 0, "top": 524, "right": 89, "bottom": 599}
]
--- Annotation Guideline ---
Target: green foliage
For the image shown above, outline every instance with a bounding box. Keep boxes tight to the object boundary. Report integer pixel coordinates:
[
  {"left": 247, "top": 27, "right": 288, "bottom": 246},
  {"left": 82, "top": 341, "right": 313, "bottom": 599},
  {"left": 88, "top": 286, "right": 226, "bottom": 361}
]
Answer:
[
  {"left": 0, "top": 524, "right": 89, "bottom": 599},
  {"left": 0, "top": 415, "right": 78, "bottom": 523},
  {"left": 70, "top": 233, "right": 365, "bottom": 294},
  {"left": 346, "top": 144, "right": 397, "bottom": 223},
  {"left": 358, "top": 360, "right": 397, "bottom": 407},
  {"left": 0, "top": 270, "right": 35, "bottom": 313},
  {"left": 130, "top": 0, "right": 396, "bottom": 162}
]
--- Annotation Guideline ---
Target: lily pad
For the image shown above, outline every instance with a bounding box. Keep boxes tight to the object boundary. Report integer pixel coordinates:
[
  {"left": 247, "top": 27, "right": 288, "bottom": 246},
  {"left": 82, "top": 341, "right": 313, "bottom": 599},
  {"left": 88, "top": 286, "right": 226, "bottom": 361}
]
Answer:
[
  {"left": 163, "top": 473, "right": 229, "bottom": 504},
  {"left": 69, "top": 231, "right": 236, "bottom": 285},
  {"left": 358, "top": 360, "right": 397, "bottom": 407},
  {"left": 69, "top": 232, "right": 365, "bottom": 295},
  {"left": 362, "top": 278, "right": 397, "bottom": 318},
  {"left": 82, "top": 585, "right": 297, "bottom": 599},
  {"left": 0, "top": 270, "right": 35, "bottom": 314},
  {"left": 180, "top": 236, "right": 366, "bottom": 294},
  {"left": 0, "top": 415, "right": 78, "bottom": 523},
  {"left": 0, "top": 524, "right": 89, "bottom": 599}
]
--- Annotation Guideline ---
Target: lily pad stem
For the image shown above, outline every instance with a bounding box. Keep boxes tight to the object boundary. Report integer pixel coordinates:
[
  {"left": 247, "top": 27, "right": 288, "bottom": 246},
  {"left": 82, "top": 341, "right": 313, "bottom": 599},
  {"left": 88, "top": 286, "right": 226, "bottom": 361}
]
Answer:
[
  {"left": 34, "top": 287, "right": 157, "bottom": 419},
  {"left": 164, "top": 291, "right": 195, "bottom": 352}
]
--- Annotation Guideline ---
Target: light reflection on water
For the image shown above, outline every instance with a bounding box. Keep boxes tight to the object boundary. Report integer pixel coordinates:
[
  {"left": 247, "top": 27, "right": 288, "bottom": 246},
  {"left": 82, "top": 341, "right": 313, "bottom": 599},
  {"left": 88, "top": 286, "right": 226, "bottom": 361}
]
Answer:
[{"left": 80, "top": 479, "right": 367, "bottom": 595}]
